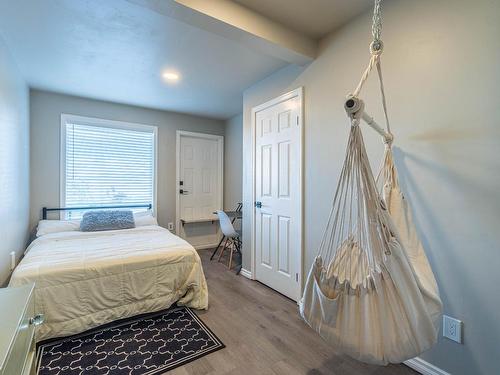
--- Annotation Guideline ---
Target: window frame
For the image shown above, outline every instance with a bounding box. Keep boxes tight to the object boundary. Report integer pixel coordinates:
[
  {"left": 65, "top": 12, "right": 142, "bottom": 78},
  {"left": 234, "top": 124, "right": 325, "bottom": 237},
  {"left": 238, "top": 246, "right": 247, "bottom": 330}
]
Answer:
[{"left": 60, "top": 114, "right": 158, "bottom": 219}]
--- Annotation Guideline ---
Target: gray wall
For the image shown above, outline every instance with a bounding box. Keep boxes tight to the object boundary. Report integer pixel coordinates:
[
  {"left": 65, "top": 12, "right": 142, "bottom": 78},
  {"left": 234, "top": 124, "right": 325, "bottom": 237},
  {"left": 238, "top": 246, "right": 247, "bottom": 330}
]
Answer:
[
  {"left": 30, "top": 90, "right": 225, "bottom": 231},
  {"left": 241, "top": 0, "right": 500, "bottom": 374},
  {"left": 224, "top": 113, "right": 243, "bottom": 210},
  {"left": 0, "top": 37, "right": 30, "bottom": 285}
]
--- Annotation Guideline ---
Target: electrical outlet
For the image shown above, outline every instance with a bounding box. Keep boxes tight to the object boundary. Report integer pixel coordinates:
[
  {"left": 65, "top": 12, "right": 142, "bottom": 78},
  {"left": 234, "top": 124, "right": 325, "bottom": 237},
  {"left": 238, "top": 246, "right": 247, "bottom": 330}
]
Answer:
[
  {"left": 443, "top": 315, "right": 463, "bottom": 343},
  {"left": 167, "top": 222, "right": 174, "bottom": 231}
]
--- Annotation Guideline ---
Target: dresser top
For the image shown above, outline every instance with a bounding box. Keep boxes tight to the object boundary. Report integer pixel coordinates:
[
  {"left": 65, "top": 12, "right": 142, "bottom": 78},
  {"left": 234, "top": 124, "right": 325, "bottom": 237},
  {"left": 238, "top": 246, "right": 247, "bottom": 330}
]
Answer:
[{"left": 0, "top": 284, "right": 34, "bottom": 371}]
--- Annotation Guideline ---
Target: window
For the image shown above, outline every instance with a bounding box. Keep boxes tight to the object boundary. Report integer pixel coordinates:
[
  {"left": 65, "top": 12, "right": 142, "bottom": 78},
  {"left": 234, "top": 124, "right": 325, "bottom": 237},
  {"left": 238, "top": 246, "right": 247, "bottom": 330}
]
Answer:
[{"left": 61, "top": 115, "right": 157, "bottom": 218}]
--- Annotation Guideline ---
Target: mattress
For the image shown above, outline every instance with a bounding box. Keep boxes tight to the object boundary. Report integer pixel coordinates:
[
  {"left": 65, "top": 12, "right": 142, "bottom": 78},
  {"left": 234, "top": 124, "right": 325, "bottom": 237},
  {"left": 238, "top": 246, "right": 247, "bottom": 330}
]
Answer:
[{"left": 9, "top": 225, "right": 208, "bottom": 341}]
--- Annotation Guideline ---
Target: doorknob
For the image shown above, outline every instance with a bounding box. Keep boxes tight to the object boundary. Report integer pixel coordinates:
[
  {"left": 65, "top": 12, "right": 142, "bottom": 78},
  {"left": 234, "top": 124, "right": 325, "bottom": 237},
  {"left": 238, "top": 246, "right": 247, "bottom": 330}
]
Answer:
[
  {"left": 30, "top": 313, "right": 44, "bottom": 326},
  {"left": 179, "top": 189, "right": 189, "bottom": 195},
  {"left": 255, "top": 201, "right": 262, "bottom": 208}
]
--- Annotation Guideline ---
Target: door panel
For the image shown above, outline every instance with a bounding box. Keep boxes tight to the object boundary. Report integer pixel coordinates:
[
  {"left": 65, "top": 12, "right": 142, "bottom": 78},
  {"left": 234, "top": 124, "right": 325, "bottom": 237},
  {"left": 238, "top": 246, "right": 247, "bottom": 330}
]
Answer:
[
  {"left": 278, "top": 110, "right": 291, "bottom": 131},
  {"left": 278, "top": 215, "right": 291, "bottom": 275},
  {"left": 202, "top": 168, "right": 211, "bottom": 193},
  {"left": 178, "top": 133, "right": 222, "bottom": 248},
  {"left": 260, "top": 212, "right": 272, "bottom": 268},
  {"left": 278, "top": 141, "right": 290, "bottom": 198},
  {"left": 261, "top": 144, "right": 272, "bottom": 197},
  {"left": 254, "top": 93, "right": 301, "bottom": 301},
  {"left": 180, "top": 136, "right": 219, "bottom": 219}
]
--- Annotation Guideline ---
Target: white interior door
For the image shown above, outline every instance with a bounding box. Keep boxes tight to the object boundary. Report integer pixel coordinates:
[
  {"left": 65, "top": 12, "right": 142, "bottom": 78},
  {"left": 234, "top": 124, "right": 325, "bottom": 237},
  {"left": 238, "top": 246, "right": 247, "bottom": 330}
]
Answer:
[
  {"left": 253, "top": 88, "right": 302, "bottom": 301},
  {"left": 177, "top": 132, "right": 223, "bottom": 248}
]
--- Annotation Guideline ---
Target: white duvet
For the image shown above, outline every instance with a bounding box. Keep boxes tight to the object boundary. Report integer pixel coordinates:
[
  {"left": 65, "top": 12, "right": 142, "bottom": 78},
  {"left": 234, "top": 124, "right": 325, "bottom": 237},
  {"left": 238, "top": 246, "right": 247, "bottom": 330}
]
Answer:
[{"left": 9, "top": 225, "right": 208, "bottom": 341}]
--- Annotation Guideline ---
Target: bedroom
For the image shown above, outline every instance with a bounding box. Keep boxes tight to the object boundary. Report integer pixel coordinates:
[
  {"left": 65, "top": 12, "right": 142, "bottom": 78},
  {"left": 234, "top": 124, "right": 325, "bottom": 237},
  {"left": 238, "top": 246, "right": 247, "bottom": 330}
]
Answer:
[{"left": 0, "top": 1, "right": 499, "bottom": 375}]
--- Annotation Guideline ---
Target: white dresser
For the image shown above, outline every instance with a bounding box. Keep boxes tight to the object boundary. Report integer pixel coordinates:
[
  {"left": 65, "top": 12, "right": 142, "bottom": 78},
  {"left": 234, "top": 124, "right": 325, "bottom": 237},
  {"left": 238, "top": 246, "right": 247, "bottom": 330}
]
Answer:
[{"left": 0, "top": 284, "right": 43, "bottom": 375}]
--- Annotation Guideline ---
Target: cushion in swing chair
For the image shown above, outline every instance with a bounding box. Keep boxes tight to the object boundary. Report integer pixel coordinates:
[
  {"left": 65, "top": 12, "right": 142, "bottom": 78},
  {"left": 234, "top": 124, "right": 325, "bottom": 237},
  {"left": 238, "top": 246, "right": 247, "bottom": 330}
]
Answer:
[{"left": 299, "top": 128, "right": 442, "bottom": 365}]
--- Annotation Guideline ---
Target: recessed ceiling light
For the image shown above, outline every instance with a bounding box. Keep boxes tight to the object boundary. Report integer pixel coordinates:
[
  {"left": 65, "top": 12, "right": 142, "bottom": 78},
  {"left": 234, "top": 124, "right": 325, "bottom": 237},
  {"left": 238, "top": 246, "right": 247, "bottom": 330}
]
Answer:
[{"left": 162, "top": 71, "right": 180, "bottom": 82}]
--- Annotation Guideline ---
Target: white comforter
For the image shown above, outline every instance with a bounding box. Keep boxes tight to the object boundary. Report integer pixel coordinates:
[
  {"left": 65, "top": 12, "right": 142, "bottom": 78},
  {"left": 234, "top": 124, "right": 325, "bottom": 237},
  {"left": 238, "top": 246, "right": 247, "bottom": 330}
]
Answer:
[{"left": 9, "top": 225, "right": 208, "bottom": 341}]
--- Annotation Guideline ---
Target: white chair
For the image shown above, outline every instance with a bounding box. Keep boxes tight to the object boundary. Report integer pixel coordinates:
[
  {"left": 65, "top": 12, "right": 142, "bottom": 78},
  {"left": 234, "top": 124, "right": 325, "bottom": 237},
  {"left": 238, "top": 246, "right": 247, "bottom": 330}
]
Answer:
[{"left": 215, "top": 210, "right": 241, "bottom": 271}]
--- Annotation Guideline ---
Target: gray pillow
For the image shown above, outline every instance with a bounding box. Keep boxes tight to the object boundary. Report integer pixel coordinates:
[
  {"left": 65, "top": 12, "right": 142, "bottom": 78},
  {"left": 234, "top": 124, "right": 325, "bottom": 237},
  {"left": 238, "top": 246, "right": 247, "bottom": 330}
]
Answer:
[{"left": 80, "top": 210, "right": 135, "bottom": 232}]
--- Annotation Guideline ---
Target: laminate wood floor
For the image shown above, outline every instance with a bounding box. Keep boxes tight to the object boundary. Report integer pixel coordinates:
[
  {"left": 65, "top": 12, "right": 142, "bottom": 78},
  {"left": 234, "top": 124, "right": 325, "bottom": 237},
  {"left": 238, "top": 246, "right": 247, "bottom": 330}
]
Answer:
[{"left": 168, "top": 249, "right": 418, "bottom": 375}]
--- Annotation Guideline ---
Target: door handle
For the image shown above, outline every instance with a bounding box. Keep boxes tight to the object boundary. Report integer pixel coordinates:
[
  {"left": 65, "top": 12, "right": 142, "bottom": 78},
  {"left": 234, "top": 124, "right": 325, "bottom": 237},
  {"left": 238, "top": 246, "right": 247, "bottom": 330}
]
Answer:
[
  {"left": 255, "top": 201, "right": 262, "bottom": 208},
  {"left": 179, "top": 189, "right": 189, "bottom": 195},
  {"left": 30, "top": 313, "right": 44, "bottom": 326}
]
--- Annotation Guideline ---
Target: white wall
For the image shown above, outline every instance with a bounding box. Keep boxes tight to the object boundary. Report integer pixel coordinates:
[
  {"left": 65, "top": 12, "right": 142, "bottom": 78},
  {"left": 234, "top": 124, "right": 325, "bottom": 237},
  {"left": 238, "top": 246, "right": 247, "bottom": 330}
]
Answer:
[
  {"left": 30, "top": 90, "right": 225, "bottom": 232},
  {"left": 242, "top": 0, "right": 500, "bottom": 374},
  {"left": 224, "top": 113, "right": 243, "bottom": 210},
  {"left": 0, "top": 37, "right": 30, "bottom": 285}
]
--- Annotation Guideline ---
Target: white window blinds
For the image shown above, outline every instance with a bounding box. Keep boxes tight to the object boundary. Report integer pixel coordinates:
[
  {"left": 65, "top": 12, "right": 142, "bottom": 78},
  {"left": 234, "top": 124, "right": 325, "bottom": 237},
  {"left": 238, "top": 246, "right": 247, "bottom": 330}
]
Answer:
[{"left": 63, "top": 117, "right": 156, "bottom": 218}]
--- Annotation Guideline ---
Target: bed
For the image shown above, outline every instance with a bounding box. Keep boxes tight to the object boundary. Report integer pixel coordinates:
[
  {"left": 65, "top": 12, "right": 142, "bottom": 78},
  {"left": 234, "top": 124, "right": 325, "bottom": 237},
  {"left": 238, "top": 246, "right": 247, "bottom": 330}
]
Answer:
[{"left": 9, "top": 207, "right": 208, "bottom": 342}]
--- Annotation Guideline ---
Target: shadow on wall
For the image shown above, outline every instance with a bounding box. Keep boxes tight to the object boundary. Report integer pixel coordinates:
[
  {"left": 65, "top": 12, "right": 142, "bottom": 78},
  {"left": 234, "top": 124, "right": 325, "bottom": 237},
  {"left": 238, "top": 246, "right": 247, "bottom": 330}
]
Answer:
[{"left": 393, "top": 146, "right": 499, "bottom": 373}]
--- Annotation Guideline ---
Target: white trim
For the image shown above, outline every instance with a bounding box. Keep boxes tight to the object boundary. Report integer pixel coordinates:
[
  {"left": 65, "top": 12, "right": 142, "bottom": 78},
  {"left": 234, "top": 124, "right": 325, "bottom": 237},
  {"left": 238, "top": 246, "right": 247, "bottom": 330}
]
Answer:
[
  {"left": 194, "top": 243, "right": 221, "bottom": 251},
  {"left": 404, "top": 357, "right": 451, "bottom": 375},
  {"left": 239, "top": 268, "right": 253, "bottom": 280},
  {"left": 175, "top": 130, "right": 224, "bottom": 236},
  {"left": 60, "top": 114, "right": 158, "bottom": 218},
  {"left": 250, "top": 87, "right": 304, "bottom": 300}
]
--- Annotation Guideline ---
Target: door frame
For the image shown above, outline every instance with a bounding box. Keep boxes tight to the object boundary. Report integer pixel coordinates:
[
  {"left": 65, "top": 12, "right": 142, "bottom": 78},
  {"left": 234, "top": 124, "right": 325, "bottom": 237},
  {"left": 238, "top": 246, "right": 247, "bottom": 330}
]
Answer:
[
  {"left": 175, "top": 130, "right": 224, "bottom": 236},
  {"left": 250, "top": 87, "right": 304, "bottom": 299}
]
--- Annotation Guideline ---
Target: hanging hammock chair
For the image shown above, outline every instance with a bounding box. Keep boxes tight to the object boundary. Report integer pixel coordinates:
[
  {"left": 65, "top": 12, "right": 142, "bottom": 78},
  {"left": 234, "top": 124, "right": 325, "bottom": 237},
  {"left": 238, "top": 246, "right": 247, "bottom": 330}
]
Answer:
[{"left": 298, "top": 0, "right": 442, "bottom": 365}]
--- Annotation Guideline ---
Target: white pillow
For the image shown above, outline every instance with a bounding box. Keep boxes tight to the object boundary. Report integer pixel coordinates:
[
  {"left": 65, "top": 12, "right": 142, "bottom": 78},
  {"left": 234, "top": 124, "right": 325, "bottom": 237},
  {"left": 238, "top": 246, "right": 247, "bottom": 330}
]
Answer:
[
  {"left": 36, "top": 219, "right": 80, "bottom": 237},
  {"left": 36, "top": 211, "right": 157, "bottom": 236},
  {"left": 134, "top": 211, "right": 158, "bottom": 227}
]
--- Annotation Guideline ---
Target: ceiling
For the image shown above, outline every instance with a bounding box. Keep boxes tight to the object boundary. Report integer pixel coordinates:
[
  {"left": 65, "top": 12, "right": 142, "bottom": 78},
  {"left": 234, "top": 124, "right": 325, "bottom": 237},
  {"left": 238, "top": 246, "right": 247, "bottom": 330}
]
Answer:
[
  {"left": 233, "top": 0, "right": 373, "bottom": 39},
  {"left": 0, "top": 0, "right": 372, "bottom": 119},
  {"left": 0, "top": 0, "right": 287, "bottom": 119}
]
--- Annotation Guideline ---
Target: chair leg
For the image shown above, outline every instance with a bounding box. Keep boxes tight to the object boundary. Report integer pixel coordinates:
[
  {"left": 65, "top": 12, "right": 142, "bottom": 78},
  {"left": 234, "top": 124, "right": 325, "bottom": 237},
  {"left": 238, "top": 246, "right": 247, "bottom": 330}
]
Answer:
[
  {"left": 210, "top": 235, "right": 226, "bottom": 260},
  {"left": 234, "top": 239, "right": 242, "bottom": 274},
  {"left": 228, "top": 240, "right": 234, "bottom": 270},
  {"left": 218, "top": 238, "right": 229, "bottom": 262}
]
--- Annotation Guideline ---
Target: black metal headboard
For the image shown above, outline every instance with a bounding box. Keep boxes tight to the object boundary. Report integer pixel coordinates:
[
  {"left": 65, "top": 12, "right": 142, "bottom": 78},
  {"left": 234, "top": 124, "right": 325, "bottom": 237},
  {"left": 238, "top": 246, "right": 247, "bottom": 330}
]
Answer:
[{"left": 42, "top": 204, "right": 152, "bottom": 220}]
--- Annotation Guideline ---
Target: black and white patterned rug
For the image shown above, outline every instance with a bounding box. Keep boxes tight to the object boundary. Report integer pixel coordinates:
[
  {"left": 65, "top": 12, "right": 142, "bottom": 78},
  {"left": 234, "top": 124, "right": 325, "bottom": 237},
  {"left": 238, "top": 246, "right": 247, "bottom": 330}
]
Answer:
[{"left": 37, "top": 307, "right": 224, "bottom": 375}]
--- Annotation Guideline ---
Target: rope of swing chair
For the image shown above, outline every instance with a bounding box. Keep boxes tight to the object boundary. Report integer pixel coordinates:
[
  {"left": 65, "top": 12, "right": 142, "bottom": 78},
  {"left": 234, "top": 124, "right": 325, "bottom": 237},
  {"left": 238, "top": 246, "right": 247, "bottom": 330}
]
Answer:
[
  {"left": 372, "top": 0, "right": 383, "bottom": 45},
  {"left": 351, "top": 0, "right": 392, "bottom": 139},
  {"left": 317, "top": 1, "right": 398, "bottom": 268}
]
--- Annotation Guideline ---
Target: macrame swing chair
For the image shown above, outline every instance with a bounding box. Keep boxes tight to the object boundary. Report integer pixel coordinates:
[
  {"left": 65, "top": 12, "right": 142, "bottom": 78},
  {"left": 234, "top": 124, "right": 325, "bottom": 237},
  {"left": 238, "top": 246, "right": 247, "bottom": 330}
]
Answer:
[{"left": 299, "top": 0, "right": 443, "bottom": 365}]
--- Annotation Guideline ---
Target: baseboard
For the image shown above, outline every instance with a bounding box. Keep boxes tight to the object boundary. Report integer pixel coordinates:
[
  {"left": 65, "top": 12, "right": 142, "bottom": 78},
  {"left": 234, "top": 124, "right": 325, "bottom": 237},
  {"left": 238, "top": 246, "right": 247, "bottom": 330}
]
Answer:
[
  {"left": 404, "top": 357, "right": 450, "bottom": 375},
  {"left": 195, "top": 243, "right": 220, "bottom": 250},
  {"left": 239, "top": 268, "right": 253, "bottom": 279}
]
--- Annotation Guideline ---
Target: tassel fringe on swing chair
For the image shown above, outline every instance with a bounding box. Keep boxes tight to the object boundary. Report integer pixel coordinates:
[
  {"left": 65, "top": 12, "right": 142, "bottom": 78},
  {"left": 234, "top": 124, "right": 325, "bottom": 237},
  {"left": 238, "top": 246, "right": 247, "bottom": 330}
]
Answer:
[{"left": 298, "top": 0, "right": 443, "bottom": 365}]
